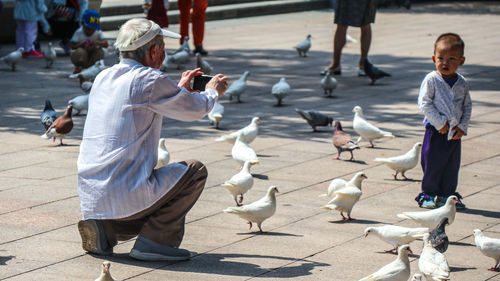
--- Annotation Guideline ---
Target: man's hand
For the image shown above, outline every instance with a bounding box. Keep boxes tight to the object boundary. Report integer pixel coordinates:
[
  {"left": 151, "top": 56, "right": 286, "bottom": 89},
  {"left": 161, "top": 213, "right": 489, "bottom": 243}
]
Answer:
[
  {"left": 438, "top": 122, "right": 449, "bottom": 134},
  {"left": 451, "top": 126, "right": 464, "bottom": 140},
  {"left": 206, "top": 74, "right": 228, "bottom": 97},
  {"left": 178, "top": 68, "right": 203, "bottom": 92}
]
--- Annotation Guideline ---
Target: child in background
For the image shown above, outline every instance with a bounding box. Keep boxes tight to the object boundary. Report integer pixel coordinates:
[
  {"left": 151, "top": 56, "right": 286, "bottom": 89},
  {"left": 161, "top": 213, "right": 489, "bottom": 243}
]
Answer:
[
  {"left": 70, "top": 8, "right": 108, "bottom": 73},
  {"left": 416, "top": 33, "right": 472, "bottom": 210},
  {"left": 14, "top": 0, "right": 45, "bottom": 57}
]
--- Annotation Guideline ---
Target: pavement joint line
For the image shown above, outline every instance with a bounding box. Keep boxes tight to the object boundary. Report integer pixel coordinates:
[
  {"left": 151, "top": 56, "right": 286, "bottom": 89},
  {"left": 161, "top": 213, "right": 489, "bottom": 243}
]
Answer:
[
  {"left": 0, "top": 172, "right": 77, "bottom": 181},
  {"left": 0, "top": 195, "right": 78, "bottom": 217},
  {"left": 0, "top": 222, "right": 74, "bottom": 246},
  {"left": 0, "top": 253, "right": 86, "bottom": 281}
]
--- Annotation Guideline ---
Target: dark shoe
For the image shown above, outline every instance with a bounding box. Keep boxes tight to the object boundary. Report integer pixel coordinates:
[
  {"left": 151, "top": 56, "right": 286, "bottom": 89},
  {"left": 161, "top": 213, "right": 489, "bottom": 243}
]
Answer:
[
  {"left": 320, "top": 65, "right": 341, "bottom": 76},
  {"left": 78, "top": 220, "right": 113, "bottom": 256},
  {"left": 435, "top": 196, "right": 447, "bottom": 208},
  {"left": 193, "top": 45, "right": 208, "bottom": 56},
  {"left": 130, "top": 236, "right": 192, "bottom": 261}
]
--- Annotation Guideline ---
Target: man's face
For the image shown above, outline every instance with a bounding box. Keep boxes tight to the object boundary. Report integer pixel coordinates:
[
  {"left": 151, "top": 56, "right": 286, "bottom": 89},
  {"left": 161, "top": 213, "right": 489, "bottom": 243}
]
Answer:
[
  {"left": 83, "top": 25, "right": 96, "bottom": 36},
  {"left": 432, "top": 42, "right": 465, "bottom": 78}
]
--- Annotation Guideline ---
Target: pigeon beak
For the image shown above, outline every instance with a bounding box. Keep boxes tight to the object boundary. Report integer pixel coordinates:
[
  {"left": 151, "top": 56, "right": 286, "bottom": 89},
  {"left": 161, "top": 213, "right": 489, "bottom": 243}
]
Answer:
[
  {"left": 364, "top": 232, "right": 368, "bottom": 237},
  {"left": 408, "top": 248, "right": 414, "bottom": 255},
  {"left": 275, "top": 188, "right": 279, "bottom": 193}
]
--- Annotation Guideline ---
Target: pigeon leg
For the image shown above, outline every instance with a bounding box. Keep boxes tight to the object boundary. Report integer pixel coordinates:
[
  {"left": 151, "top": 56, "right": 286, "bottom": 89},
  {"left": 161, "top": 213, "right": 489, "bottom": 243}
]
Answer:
[
  {"left": 347, "top": 216, "right": 355, "bottom": 220},
  {"left": 349, "top": 151, "right": 354, "bottom": 161},
  {"left": 369, "top": 140, "right": 375, "bottom": 148},
  {"left": 355, "top": 136, "right": 362, "bottom": 145},
  {"left": 234, "top": 197, "right": 242, "bottom": 206},
  {"left": 277, "top": 99, "right": 282, "bottom": 106},
  {"left": 340, "top": 212, "right": 347, "bottom": 220},
  {"left": 237, "top": 96, "right": 241, "bottom": 103},
  {"left": 393, "top": 171, "right": 398, "bottom": 180},
  {"left": 402, "top": 171, "right": 409, "bottom": 180},
  {"left": 229, "top": 95, "right": 232, "bottom": 101},
  {"left": 238, "top": 194, "right": 244, "bottom": 205},
  {"left": 384, "top": 248, "right": 397, "bottom": 254},
  {"left": 59, "top": 137, "right": 64, "bottom": 146},
  {"left": 257, "top": 223, "right": 264, "bottom": 233},
  {"left": 247, "top": 221, "right": 253, "bottom": 230}
]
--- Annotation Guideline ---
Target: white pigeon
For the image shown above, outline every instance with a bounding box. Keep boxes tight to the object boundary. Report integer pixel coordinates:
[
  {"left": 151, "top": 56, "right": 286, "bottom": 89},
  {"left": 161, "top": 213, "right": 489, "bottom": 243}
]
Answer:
[
  {"left": 102, "top": 45, "right": 117, "bottom": 58},
  {"left": 208, "top": 101, "right": 224, "bottom": 129},
  {"left": 271, "top": 77, "right": 291, "bottom": 106},
  {"left": 216, "top": 116, "right": 260, "bottom": 144},
  {"left": 321, "top": 72, "right": 337, "bottom": 97},
  {"left": 411, "top": 273, "right": 423, "bottom": 281},
  {"left": 473, "top": 229, "right": 500, "bottom": 271},
  {"left": 352, "top": 105, "right": 395, "bottom": 147},
  {"left": 68, "top": 94, "right": 89, "bottom": 115},
  {"left": 397, "top": 196, "right": 459, "bottom": 229},
  {"left": 222, "top": 160, "right": 254, "bottom": 206},
  {"left": 196, "top": 52, "right": 213, "bottom": 75},
  {"left": 374, "top": 142, "right": 422, "bottom": 180},
  {"left": 166, "top": 49, "right": 190, "bottom": 69},
  {"left": 419, "top": 233, "right": 450, "bottom": 281},
  {"left": 1, "top": 47, "right": 23, "bottom": 71},
  {"left": 294, "top": 34, "right": 311, "bottom": 57},
  {"left": 358, "top": 244, "right": 412, "bottom": 281},
  {"left": 320, "top": 177, "right": 347, "bottom": 198},
  {"left": 227, "top": 71, "right": 250, "bottom": 103},
  {"left": 69, "top": 60, "right": 107, "bottom": 80},
  {"left": 155, "top": 138, "right": 170, "bottom": 169},
  {"left": 43, "top": 42, "right": 57, "bottom": 68},
  {"left": 322, "top": 172, "right": 367, "bottom": 220},
  {"left": 95, "top": 260, "right": 117, "bottom": 281},
  {"left": 231, "top": 133, "right": 259, "bottom": 166},
  {"left": 223, "top": 186, "right": 278, "bottom": 232},
  {"left": 364, "top": 225, "right": 429, "bottom": 253}
]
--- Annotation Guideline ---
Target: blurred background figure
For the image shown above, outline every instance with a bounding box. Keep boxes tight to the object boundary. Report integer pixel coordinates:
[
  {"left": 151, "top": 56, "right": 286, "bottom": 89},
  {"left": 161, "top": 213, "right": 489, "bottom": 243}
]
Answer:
[
  {"left": 178, "top": 0, "right": 208, "bottom": 55},
  {"left": 14, "top": 0, "right": 45, "bottom": 57},
  {"left": 144, "top": 0, "right": 169, "bottom": 28}
]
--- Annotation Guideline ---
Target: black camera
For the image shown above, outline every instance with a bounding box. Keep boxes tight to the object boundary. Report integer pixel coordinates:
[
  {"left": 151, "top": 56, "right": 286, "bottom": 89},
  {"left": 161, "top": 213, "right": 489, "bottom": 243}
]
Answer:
[{"left": 192, "top": 75, "right": 214, "bottom": 91}]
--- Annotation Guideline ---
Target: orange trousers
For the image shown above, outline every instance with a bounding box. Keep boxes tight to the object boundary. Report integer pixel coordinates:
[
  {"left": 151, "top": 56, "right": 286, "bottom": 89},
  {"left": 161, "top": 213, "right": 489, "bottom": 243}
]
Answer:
[{"left": 177, "top": 0, "right": 207, "bottom": 47}]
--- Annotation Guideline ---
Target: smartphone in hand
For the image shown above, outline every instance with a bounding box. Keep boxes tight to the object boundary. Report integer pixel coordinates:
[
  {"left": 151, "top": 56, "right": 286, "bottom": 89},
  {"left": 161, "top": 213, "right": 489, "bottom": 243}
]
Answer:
[{"left": 192, "top": 75, "right": 214, "bottom": 91}]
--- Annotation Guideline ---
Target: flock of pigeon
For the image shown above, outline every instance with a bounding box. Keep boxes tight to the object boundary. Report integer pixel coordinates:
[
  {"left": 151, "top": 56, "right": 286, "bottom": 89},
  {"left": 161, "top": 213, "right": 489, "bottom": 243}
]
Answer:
[{"left": 3, "top": 35, "right": 498, "bottom": 280}]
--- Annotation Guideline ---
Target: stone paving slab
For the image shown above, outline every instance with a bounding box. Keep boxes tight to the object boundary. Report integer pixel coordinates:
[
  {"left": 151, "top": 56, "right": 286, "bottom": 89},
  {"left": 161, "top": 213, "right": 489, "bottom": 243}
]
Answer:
[{"left": 1, "top": 2, "right": 500, "bottom": 280}]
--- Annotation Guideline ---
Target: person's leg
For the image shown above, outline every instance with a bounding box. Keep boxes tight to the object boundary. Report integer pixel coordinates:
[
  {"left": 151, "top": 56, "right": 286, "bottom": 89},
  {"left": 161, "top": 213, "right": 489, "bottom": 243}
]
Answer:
[
  {"left": 15, "top": 20, "right": 26, "bottom": 51},
  {"left": 359, "top": 23, "right": 371, "bottom": 68},
  {"left": 191, "top": 0, "right": 207, "bottom": 48},
  {"left": 25, "top": 21, "right": 38, "bottom": 53},
  {"left": 420, "top": 125, "right": 449, "bottom": 198},
  {"left": 439, "top": 139, "right": 461, "bottom": 197},
  {"left": 177, "top": 0, "right": 191, "bottom": 45},
  {"left": 87, "top": 47, "right": 104, "bottom": 68},
  {"left": 71, "top": 48, "right": 88, "bottom": 72},
  {"left": 326, "top": 24, "right": 347, "bottom": 71}
]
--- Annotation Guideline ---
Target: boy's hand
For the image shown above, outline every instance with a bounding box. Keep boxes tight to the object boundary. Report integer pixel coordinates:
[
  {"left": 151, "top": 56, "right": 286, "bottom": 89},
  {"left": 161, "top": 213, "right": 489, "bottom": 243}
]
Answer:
[
  {"left": 451, "top": 126, "right": 464, "bottom": 140},
  {"left": 438, "top": 122, "right": 449, "bottom": 134}
]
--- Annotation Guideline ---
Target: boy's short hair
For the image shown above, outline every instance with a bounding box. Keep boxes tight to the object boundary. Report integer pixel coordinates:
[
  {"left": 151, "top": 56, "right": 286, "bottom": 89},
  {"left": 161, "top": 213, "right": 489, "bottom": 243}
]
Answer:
[{"left": 434, "top": 33, "right": 465, "bottom": 56}]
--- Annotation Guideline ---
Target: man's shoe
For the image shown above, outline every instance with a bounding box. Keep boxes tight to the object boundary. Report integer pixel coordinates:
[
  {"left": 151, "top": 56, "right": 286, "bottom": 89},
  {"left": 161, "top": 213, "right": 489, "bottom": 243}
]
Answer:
[
  {"left": 320, "top": 65, "right": 341, "bottom": 76},
  {"left": 193, "top": 45, "right": 208, "bottom": 56},
  {"left": 130, "top": 236, "right": 192, "bottom": 261},
  {"left": 77, "top": 220, "right": 113, "bottom": 255}
]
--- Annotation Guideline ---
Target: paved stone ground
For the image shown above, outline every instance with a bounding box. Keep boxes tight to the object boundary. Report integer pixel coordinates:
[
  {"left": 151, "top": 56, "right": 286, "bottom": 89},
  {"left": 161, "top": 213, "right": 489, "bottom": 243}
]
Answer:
[{"left": 1, "top": 2, "right": 500, "bottom": 280}]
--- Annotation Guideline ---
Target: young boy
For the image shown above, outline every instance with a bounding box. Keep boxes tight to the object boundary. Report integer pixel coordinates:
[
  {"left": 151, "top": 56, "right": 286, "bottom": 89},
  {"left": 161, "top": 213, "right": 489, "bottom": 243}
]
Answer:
[
  {"left": 70, "top": 9, "right": 108, "bottom": 73},
  {"left": 416, "top": 33, "right": 472, "bottom": 210}
]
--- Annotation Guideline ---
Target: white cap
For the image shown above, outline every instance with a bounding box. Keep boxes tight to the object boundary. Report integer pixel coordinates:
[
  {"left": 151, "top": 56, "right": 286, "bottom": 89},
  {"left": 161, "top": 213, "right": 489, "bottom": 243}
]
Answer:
[{"left": 119, "top": 20, "right": 181, "bottom": 51}]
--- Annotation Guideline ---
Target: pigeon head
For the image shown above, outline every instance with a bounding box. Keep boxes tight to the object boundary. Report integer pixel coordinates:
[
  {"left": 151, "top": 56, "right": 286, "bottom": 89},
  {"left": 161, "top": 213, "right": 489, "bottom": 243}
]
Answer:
[
  {"left": 414, "top": 142, "right": 423, "bottom": 149},
  {"left": 445, "top": 195, "right": 460, "bottom": 206},
  {"left": 251, "top": 117, "right": 261, "bottom": 125},
  {"left": 268, "top": 186, "right": 279, "bottom": 193},
  {"left": 352, "top": 106, "right": 363, "bottom": 115},
  {"left": 334, "top": 121, "right": 343, "bottom": 131},
  {"left": 473, "top": 229, "right": 483, "bottom": 237},
  {"left": 18, "top": 47, "right": 25, "bottom": 52},
  {"left": 306, "top": 34, "right": 311, "bottom": 39},
  {"left": 102, "top": 260, "right": 111, "bottom": 273},
  {"left": 411, "top": 273, "right": 423, "bottom": 281},
  {"left": 44, "top": 99, "right": 54, "bottom": 111},
  {"left": 397, "top": 244, "right": 413, "bottom": 255},
  {"left": 65, "top": 104, "right": 73, "bottom": 117},
  {"left": 355, "top": 171, "right": 368, "bottom": 180},
  {"left": 364, "top": 227, "right": 374, "bottom": 237}
]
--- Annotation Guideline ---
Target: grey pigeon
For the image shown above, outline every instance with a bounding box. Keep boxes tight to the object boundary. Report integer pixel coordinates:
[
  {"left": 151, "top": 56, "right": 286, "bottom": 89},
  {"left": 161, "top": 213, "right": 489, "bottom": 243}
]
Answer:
[
  {"left": 332, "top": 121, "right": 359, "bottom": 161},
  {"left": 166, "top": 49, "right": 190, "bottom": 70},
  {"left": 294, "top": 34, "right": 311, "bottom": 57},
  {"left": 1, "top": 47, "right": 24, "bottom": 71},
  {"left": 69, "top": 60, "right": 107, "bottom": 81},
  {"left": 173, "top": 36, "right": 191, "bottom": 55},
  {"left": 364, "top": 58, "right": 391, "bottom": 85},
  {"left": 271, "top": 77, "right": 291, "bottom": 106},
  {"left": 295, "top": 108, "right": 333, "bottom": 132},
  {"left": 43, "top": 42, "right": 57, "bottom": 68},
  {"left": 227, "top": 71, "right": 250, "bottom": 103},
  {"left": 40, "top": 99, "right": 58, "bottom": 130},
  {"left": 81, "top": 81, "right": 93, "bottom": 94},
  {"left": 196, "top": 52, "right": 213, "bottom": 75},
  {"left": 321, "top": 72, "right": 337, "bottom": 97},
  {"left": 429, "top": 217, "right": 449, "bottom": 253},
  {"left": 68, "top": 94, "right": 89, "bottom": 115}
]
